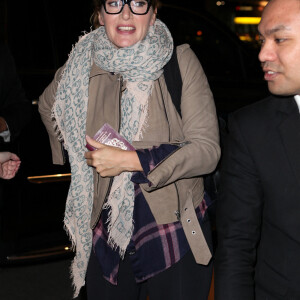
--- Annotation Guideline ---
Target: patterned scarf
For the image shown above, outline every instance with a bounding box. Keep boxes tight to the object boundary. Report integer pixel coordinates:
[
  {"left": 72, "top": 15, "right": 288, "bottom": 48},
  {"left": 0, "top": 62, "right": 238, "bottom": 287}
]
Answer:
[{"left": 52, "top": 19, "right": 173, "bottom": 297}]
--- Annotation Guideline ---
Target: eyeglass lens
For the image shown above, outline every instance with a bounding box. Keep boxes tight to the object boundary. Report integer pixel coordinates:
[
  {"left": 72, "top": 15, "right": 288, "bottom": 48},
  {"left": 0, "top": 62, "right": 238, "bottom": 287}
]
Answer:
[{"left": 105, "top": 0, "right": 149, "bottom": 14}]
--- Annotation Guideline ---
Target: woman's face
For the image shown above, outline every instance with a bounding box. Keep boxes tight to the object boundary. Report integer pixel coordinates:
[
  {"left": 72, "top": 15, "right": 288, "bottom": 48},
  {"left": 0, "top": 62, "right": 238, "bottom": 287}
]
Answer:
[{"left": 98, "top": 1, "right": 157, "bottom": 48}]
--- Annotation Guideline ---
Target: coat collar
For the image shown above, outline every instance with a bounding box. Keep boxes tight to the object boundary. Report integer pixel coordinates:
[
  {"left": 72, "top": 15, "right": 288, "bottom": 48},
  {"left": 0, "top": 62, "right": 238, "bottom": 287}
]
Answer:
[
  {"left": 276, "top": 95, "right": 300, "bottom": 185},
  {"left": 89, "top": 63, "right": 110, "bottom": 78}
]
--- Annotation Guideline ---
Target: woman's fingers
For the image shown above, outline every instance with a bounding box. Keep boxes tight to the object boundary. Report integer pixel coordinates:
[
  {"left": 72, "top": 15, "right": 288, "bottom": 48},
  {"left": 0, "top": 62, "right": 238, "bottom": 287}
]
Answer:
[{"left": 85, "top": 135, "right": 103, "bottom": 150}]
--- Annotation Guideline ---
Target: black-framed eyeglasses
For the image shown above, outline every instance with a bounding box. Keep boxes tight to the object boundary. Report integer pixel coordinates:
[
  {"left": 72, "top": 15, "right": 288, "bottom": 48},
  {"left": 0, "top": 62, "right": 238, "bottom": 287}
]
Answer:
[{"left": 101, "top": 0, "right": 151, "bottom": 15}]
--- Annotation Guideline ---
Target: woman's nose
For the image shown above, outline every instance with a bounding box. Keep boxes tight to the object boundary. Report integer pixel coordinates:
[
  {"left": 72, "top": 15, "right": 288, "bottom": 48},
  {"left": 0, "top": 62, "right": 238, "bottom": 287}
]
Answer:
[
  {"left": 121, "top": 3, "right": 131, "bottom": 19},
  {"left": 258, "top": 41, "right": 276, "bottom": 63}
]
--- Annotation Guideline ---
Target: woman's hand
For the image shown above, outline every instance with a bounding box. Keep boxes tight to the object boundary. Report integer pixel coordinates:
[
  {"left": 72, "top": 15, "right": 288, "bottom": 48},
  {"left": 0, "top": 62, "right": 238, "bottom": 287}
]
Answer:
[
  {"left": 84, "top": 135, "right": 142, "bottom": 177},
  {"left": 0, "top": 152, "right": 21, "bottom": 180}
]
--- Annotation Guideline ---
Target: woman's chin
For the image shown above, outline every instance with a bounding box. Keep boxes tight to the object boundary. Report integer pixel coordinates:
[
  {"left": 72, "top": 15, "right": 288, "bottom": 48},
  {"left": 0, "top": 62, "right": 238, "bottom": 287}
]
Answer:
[{"left": 112, "top": 38, "right": 140, "bottom": 48}]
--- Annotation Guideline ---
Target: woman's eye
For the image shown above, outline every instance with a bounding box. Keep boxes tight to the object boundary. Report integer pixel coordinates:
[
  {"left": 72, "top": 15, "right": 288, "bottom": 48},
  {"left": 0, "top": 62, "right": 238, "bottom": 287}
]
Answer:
[
  {"left": 107, "top": 0, "right": 119, "bottom": 7},
  {"left": 132, "top": 0, "right": 147, "bottom": 7}
]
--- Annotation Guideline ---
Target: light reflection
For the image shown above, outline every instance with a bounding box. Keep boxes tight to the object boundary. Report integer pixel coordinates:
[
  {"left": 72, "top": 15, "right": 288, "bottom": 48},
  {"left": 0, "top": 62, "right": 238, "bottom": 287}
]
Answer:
[
  {"left": 216, "top": 1, "right": 225, "bottom": 6},
  {"left": 259, "top": 1, "right": 268, "bottom": 7},
  {"left": 236, "top": 6, "right": 254, "bottom": 11},
  {"left": 234, "top": 17, "right": 261, "bottom": 25},
  {"left": 27, "top": 173, "right": 71, "bottom": 184}
]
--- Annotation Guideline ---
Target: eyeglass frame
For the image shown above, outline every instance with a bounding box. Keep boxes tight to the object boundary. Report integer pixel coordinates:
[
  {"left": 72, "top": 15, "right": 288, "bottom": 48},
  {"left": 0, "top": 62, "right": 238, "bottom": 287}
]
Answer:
[{"left": 101, "top": 0, "right": 152, "bottom": 15}]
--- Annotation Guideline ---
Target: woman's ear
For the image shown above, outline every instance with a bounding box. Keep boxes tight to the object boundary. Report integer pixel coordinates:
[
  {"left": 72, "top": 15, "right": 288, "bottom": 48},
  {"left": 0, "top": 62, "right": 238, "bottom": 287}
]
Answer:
[
  {"left": 98, "top": 11, "right": 105, "bottom": 26},
  {"left": 150, "top": 8, "right": 157, "bottom": 25}
]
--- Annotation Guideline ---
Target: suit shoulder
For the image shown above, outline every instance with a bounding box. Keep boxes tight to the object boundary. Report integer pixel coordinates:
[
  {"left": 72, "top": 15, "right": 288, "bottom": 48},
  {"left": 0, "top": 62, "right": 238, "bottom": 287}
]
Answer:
[{"left": 230, "top": 95, "right": 280, "bottom": 126}]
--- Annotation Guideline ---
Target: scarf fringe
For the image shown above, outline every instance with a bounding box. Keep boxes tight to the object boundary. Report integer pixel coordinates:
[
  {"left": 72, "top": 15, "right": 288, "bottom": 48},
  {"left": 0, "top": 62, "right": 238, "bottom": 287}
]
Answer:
[
  {"left": 62, "top": 221, "right": 81, "bottom": 298},
  {"left": 70, "top": 257, "right": 83, "bottom": 298},
  {"left": 103, "top": 200, "right": 135, "bottom": 259},
  {"left": 104, "top": 200, "right": 135, "bottom": 258}
]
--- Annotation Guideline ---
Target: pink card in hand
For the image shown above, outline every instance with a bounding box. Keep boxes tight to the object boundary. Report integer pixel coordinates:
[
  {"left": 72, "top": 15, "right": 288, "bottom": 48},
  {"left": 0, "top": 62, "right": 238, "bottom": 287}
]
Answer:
[{"left": 86, "top": 123, "right": 135, "bottom": 151}]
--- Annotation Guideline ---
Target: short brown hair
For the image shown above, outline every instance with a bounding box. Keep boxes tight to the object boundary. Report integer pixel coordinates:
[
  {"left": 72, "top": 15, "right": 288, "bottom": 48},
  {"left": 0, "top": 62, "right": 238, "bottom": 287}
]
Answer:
[{"left": 91, "top": 0, "right": 160, "bottom": 28}]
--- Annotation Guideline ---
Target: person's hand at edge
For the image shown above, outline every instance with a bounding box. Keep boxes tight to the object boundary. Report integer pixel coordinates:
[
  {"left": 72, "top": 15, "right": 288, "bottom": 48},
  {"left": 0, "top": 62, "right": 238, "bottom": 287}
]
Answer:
[{"left": 0, "top": 152, "right": 21, "bottom": 179}]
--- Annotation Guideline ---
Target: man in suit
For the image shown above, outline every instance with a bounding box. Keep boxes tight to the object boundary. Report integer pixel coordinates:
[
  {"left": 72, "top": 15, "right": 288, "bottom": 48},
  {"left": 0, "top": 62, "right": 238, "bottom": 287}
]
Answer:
[
  {"left": 0, "top": 41, "right": 31, "bottom": 148},
  {"left": 215, "top": 0, "right": 300, "bottom": 299}
]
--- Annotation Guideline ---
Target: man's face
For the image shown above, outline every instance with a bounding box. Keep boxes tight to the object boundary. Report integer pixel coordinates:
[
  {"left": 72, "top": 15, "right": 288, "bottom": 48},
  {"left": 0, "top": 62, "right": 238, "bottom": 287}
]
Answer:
[{"left": 258, "top": 0, "right": 300, "bottom": 96}]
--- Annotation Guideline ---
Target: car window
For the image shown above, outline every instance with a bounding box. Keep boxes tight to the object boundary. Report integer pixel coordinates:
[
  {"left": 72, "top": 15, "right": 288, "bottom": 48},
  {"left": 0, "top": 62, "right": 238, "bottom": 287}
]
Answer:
[
  {"left": 158, "top": 5, "right": 256, "bottom": 81},
  {"left": 5, "top": 0, "right": 91, "bottom": 100}
]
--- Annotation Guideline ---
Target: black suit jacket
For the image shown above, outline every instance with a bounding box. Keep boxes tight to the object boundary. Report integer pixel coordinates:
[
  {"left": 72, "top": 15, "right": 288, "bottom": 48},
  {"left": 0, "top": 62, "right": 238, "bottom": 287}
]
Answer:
[
  {"left": 215, "top": 95, "right": 300, "bottom": 299},
  {"left": 0, "top": 42, "right": 31, "bottom": 147}
]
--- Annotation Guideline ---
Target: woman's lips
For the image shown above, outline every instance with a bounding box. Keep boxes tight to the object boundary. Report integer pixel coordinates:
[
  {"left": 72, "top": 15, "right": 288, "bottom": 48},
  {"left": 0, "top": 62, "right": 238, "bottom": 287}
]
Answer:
[{"left": 117, "top": 26, "right": 136, "bottom": 33}]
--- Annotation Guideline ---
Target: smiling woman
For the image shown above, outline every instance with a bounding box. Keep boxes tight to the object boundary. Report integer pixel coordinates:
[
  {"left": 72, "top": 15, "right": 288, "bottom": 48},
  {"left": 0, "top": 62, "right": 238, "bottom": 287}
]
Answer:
[
  {"left": 91, "top": 0, "right": 159, "bottom": 28},
  {"left": 92, "top": 0, "right": 158, "bottom": 48},
  {"left": 38, "top": 0, "right": 220, "bottom": 299}
]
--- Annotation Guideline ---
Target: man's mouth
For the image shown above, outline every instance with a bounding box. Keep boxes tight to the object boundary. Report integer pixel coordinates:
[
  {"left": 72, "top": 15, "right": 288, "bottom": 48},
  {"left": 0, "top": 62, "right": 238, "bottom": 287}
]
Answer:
[{"left": 264, "top": 70, "right": 278, "bottom": 81}]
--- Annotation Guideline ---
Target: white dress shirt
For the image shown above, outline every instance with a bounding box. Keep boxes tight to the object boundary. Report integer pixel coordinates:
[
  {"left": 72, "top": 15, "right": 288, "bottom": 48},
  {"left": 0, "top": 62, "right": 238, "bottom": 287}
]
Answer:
[{"left": 294, "top": 95, "right": 300, "bottom": 113}]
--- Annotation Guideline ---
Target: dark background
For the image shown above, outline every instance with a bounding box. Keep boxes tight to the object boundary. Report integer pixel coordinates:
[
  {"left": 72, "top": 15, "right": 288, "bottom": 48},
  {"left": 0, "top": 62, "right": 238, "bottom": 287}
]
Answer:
[{"left": 1, "top": 0, "right": 93, "bottom": 100}]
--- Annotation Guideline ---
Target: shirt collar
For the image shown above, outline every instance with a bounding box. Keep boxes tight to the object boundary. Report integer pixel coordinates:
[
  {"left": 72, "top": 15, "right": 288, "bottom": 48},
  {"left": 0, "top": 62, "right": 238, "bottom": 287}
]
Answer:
[{"left": 294, "top": 95, "right": 300, "bottom": 113}]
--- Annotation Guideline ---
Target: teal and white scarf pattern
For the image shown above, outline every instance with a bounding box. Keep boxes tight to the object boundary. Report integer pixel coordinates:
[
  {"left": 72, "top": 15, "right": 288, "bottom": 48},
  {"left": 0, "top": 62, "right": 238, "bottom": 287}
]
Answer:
[{"left": 52, "top": 19, "right": 173, "bottom": 297}]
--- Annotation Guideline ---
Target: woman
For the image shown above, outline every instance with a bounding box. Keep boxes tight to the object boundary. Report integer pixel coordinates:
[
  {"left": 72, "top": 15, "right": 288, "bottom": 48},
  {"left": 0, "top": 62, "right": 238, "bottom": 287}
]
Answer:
[{"left": 39, "top": 0, "right": 220, "bottom": 299}]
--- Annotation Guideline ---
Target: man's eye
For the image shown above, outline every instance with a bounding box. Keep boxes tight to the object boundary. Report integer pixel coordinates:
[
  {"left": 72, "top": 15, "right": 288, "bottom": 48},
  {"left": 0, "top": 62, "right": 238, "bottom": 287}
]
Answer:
[{"left": 275, "top": 38, "right": 286, "bottom": 44}]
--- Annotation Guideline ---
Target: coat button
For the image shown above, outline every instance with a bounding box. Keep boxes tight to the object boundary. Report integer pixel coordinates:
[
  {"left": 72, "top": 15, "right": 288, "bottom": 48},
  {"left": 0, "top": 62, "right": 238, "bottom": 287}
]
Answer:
[
  {"left": 187, "top": 219, "right": 191, "bottom": 223},
  {"left": 192, "top": 231, "right": 196, "bottom": 235}
]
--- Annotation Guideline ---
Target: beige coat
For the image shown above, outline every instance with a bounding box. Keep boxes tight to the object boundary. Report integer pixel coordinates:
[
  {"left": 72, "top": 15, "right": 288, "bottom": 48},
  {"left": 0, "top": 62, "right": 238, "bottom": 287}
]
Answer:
[{"left": 39, "top": 44, "right": 220, "bottom": 264}]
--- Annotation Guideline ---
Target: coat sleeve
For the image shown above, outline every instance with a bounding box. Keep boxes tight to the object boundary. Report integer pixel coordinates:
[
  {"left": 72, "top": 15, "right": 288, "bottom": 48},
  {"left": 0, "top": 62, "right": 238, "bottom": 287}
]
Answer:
[
  {"left": 38, "top": 66, "right": 65, "bottom": 164},
  {"left": 0, "top": 44, "right": 32, "bottom": 142},
  {"left": 214, "top": 113, "right": 263, "bottom": 300},
  {"left": 144, "top": 45, "right": 221, "bottom": 190}
]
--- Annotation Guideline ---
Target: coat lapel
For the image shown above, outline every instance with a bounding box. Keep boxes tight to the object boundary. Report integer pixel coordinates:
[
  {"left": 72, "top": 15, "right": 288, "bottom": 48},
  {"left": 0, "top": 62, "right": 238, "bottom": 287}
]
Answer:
[{"left": 277, "top": 97, "right": 300, "bottom": 185}]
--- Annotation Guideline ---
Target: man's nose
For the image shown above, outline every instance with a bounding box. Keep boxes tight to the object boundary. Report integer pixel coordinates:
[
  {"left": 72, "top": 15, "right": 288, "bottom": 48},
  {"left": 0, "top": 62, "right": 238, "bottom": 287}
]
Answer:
[{"left": 258, "top": 41, "right": 276, "bottom": 63}]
